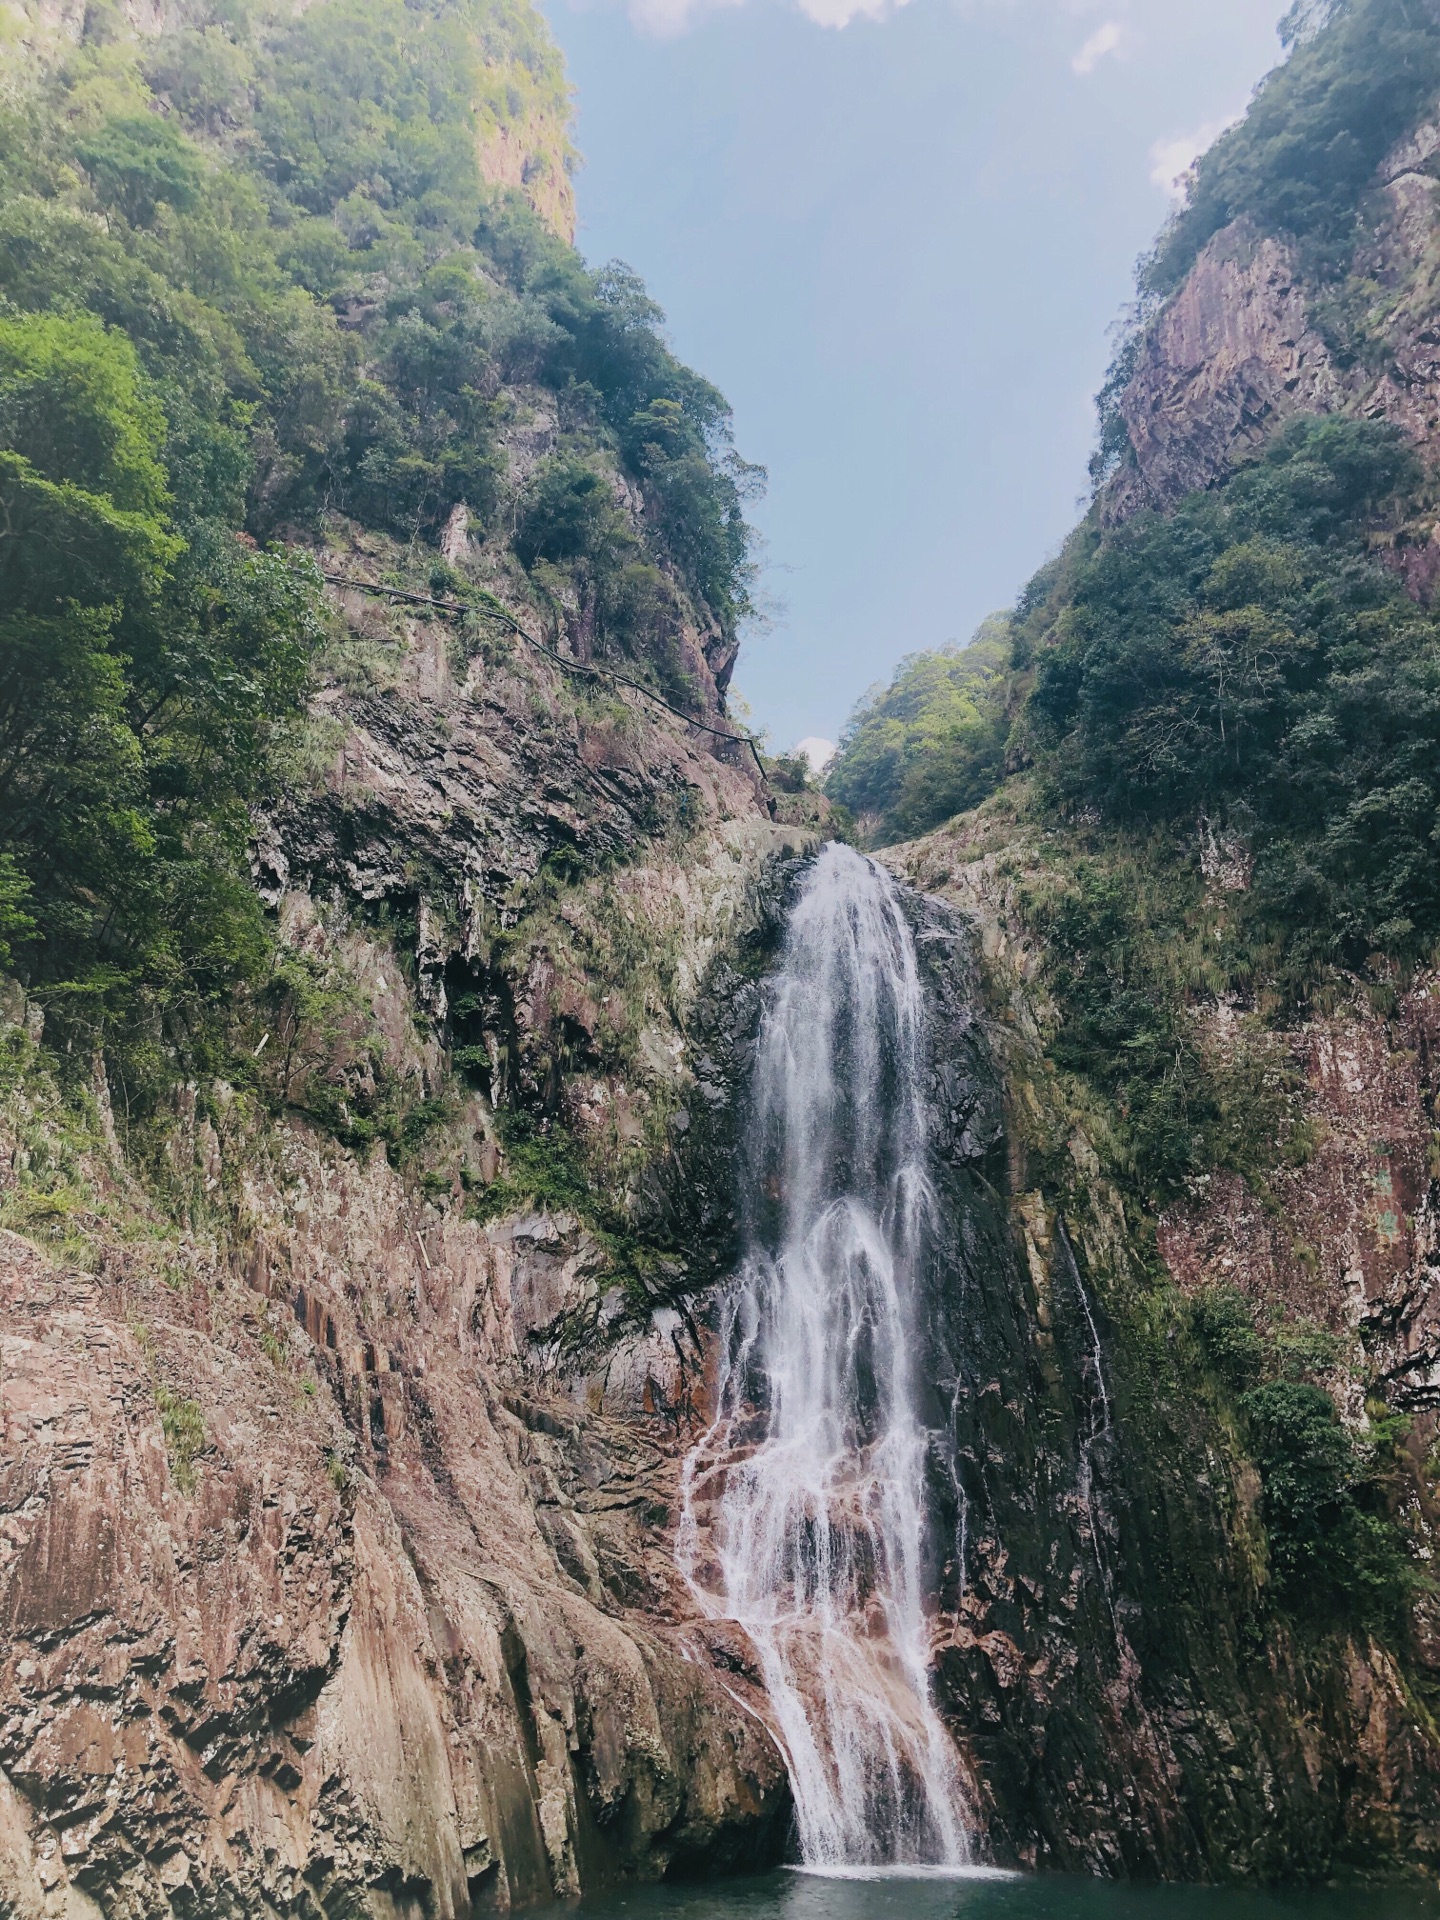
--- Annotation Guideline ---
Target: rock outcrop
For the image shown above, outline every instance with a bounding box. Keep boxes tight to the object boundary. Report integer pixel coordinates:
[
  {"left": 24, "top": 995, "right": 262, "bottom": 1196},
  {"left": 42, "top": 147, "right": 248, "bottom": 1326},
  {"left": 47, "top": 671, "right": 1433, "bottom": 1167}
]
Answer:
[
  {"left": 0, "top": 493, "right": 812, "bottom": 1912},
  {"left": 1106, "top": 112, "right": 1440, "bottom": 525},
  {"left": 1109, "top": 221, "right": 1345, "bottom": 521},
  {"left": 0, "top": 1152, "right": 791, "bottom": 1917},
  {"left": 887, "top": 816, "right": 1440, "bottom": 1881}
]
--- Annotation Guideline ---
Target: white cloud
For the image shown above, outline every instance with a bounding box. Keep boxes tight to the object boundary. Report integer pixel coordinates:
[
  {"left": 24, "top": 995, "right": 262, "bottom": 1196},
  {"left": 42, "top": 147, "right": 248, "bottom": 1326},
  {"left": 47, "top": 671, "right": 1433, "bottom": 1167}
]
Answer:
[
  {"left": 795, "top": 0, "right": 908, "bottom": 26},
  {"left": 1071, "top": 20, "right": 1121, "bottom": 74},
  {"left": 627, "top": 0, "right": 741, "bottom": 36},
  {"left": 1148, "top": 113, "right": 1237, "bottom": 198},
  {"left": 628, "top": 0, "right": 902, "bottom": 36},
  {"left": 795, "top": 736, "right": 837, "bottom": 774}
]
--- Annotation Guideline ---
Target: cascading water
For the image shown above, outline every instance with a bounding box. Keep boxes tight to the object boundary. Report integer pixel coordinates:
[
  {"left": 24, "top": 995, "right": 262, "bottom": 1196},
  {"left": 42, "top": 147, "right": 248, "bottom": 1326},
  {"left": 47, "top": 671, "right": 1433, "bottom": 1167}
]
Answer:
[{"left": 678, "top": 841, "right": 972, "bottom": 1871}]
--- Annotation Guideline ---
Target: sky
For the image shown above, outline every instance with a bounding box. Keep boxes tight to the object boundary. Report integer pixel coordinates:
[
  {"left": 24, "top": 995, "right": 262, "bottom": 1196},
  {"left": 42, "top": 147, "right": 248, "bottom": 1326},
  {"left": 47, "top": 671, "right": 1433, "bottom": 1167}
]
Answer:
[{"left": 541, "top": 0, "right": 1288, "bottom": 752}]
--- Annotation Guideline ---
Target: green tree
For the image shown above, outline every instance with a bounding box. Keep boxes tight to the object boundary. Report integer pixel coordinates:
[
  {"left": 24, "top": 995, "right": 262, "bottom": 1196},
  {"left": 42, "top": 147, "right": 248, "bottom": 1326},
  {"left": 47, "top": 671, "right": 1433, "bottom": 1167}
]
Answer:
[
  {"left": 77, "top": 114, "right": 205, "bottom": 229},
  {"left": 826, "top": 618, "right": 1011, "bottom": 843},
  {"left": 1028, "top": 418, "right": 1440, "bottom": 964}
]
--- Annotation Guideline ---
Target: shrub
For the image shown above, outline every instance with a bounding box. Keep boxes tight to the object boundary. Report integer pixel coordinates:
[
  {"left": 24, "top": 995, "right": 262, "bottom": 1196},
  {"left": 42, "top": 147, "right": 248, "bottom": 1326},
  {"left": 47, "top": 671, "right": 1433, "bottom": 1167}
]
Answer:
[
  {"left": 1241, "top": 1379, "right": 1417, "bottom": 1631},
  {"left": 156, "top": 1386, "right": 206, "bottom": 1492},
  {"left": 1192, "top": 1288, "right": 1267, "bottom": 1393}
]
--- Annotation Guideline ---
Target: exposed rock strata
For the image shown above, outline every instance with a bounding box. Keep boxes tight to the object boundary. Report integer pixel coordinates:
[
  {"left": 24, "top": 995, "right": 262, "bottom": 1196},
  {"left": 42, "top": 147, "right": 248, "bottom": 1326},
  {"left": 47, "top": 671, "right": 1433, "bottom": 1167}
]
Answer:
[
  {"left": 0, "top": 470, "right": 804, "bottom": 1911},
  {"left": 1109, "top": 222, "right": 1344, "bottom": 522},
  {"left": 1107, "top": 112, "right": 1440, "bottom": 525},
  {"left": 887, "top": 821, "right": 1440, "bottom": 1880},
  {"left": 0, "top": 1073, "right": 791, "bottom": 1916}
]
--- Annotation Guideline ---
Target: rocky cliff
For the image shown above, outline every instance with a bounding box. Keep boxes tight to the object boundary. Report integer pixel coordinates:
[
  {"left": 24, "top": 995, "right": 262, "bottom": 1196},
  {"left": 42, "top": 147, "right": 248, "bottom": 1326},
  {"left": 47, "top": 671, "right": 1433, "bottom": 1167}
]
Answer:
[
  {"left": 885, "top": 815, "right": 1440, "bottom": 1879},
  {"left": 14, "top": 0, "right": 1440, "bottom": 1909},
  {"left": 1107, "top": 96, "right": 1440, "bottom": 534},
  {"left": 0, "top": 0, "right": 821, "bottom": 1907},
  {"left": 0, "top": 419, "right": 817, "bottom": 1915},
  {"left": 814, "top": 0, "right": 1440, "bottom": 1872},
  {"left": 0, "top": 491, "right": 815, "bottom": 1914}
]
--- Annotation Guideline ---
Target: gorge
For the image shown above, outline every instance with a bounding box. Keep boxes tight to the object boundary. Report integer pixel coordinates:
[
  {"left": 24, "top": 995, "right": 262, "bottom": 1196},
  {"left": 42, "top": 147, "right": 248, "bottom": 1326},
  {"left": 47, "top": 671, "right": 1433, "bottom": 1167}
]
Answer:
[{"left": 8, "top": 0, "right": 1440, "bottom": 1912}]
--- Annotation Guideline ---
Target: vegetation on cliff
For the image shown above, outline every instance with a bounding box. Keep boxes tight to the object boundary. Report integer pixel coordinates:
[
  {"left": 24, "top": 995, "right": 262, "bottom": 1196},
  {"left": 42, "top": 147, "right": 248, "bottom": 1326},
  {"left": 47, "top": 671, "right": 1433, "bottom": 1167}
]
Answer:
[
  {"left": 1145, "top": 0, "right": 1440, "bottom": 294},
  {"left": 829, "top": 0, "right": 1440, "bottom": 1668},
  {"left": 0, "top": 0, "right": 758, "bottom": 1131},
  {"left": 824, "top": 617, "right": 1010, "bottom": 846}
]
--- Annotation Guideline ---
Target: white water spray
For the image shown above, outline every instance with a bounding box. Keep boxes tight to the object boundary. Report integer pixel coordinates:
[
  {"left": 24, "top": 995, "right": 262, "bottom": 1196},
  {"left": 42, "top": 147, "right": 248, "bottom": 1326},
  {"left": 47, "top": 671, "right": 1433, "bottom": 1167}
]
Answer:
[{"left": 678, "top": 842, "right": 971, "bottom": 1869}]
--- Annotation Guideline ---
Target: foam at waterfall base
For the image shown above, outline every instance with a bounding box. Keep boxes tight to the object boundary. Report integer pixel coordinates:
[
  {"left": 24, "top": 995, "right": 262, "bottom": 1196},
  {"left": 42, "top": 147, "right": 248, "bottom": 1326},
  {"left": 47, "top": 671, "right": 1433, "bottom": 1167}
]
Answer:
[{"left": 787, "top": 1865, "right": 1020, "bottom": 1882}]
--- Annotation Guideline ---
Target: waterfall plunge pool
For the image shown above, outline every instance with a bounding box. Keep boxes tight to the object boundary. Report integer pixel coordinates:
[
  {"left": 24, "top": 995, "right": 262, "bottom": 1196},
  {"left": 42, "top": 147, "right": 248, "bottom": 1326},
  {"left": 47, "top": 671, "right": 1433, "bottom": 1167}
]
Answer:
[{"left": 540, "top": 1868, "right": 1439, "bottom": 1920}]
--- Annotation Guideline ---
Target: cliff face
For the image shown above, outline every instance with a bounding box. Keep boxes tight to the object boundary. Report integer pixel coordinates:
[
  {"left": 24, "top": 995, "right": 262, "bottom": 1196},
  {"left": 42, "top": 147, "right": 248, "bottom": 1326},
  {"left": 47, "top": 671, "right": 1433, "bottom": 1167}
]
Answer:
[
  {"left": 0, "top": 583, "right": 806, "bottom": 1914},
  {"left": 0, "top": 1108, "right": 790, "bottom": 1918},
  {"left": 886, "top": 816, "right": 1440, "bottom": 1880},
  {"left": 1107, "top": 113, "right": 1440, "bottom": 529},
  {"left": 0, "top": 0, "right": 815, "bottom": 1905},
  {"left": 16, "top": 0, "right": 1440, "bottom": 1907}
]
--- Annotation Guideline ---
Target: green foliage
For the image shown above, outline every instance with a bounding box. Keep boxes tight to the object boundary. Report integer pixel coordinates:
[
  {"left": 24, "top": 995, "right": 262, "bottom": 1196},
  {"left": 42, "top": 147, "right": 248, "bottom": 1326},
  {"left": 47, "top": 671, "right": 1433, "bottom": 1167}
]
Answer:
[
  {"left": 246, "top": 944, "right": 452, "bottom": 1158},
  {"left": 0, "top": 311, "right": 171, "bottom": 520},
  {"left": 77, "top": 113, "right": 204, "bottom": 227},
  {"left": 0, "top": 0, "right": 755, "bottom": 1115},
  {"left": 1030, "top": 418, "right": 1440, "bottom": 969},
  {"left": 516, "top": 455, "right": 624, "bottom": 567},
  {"left": 0, "top": 309, "right": 324, "bottom": 1040},
  {"left": 1144, "top": 0, "right": 1440, "bottom": 294},
  {"left": 1031, "top": 856, "right": 1303, "bottom": 1205},
  {"left": 1185, "top": 1288, "right": 1420, "bottom": 1634},
  {"left": 1191, "top": 1286, "right": 1267, "bottom": 1392},
  {"left": 826, "top": 618, "right": 1011, "bottom": 844},
  {"left": 466, "top": 1108, "right": 595, "bottom": 1223},
  {"left": 1241, "top": 1379, "right": 1418, "bottom": 1630},
  {"left": 0, "top": 312, "right": 179, "bottom": 610},
  {"left": 0, "top": 857, "right": 35, "bottom": 971},
  {"left": 467, "top": 1108, "right": 678, "bottom": 1312},
  {"left": 236, "top": 0, "right": 755, "bottom": 630}
]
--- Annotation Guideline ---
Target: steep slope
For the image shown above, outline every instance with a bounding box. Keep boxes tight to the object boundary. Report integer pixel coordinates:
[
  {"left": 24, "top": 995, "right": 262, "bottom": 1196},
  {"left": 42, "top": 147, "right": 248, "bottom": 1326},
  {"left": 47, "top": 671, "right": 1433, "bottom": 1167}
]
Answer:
[
  {"left": 816, "top": 0, "right": 1440, "bottom": 1880},
  {"left": 0, "top": 0, "right": 828, "bottom": 1911},
  {"left": 20, "top": 0, "right": 1440, "bottom": 1903},
  {"left": 1102, "top": 0, "right": 1440, "bottom": 531}
]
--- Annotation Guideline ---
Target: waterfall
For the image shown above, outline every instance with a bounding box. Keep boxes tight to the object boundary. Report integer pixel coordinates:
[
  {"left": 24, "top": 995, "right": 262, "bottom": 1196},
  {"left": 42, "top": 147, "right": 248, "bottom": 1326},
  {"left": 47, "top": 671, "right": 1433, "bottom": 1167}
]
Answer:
[{"left": 678, "top": 841, "right": 971, "bottom": 1870}]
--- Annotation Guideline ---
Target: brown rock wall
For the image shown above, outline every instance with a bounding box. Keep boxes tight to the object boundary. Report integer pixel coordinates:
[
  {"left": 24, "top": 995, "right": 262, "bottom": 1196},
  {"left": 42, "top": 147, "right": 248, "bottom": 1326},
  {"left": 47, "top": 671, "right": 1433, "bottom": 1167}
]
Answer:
[
  {"left": 1159, "top": 983, "right": 1440, "bottom": 1414},
  {"left": 1110, "top": 222, "right": 1344, "bottom": 522},
  {"left": 1106, "top": 109, "right": 1440, "bottom": 524},
  {"left": 0, "top": 1104, "right": 790, "bottom": 1918}
]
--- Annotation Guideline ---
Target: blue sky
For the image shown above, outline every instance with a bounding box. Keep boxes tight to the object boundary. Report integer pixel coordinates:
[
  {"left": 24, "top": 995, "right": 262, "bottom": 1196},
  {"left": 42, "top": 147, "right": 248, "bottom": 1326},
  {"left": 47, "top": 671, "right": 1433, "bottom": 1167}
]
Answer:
[{"left": 542, "top": 0, "right": 1286, "bottom": 752}]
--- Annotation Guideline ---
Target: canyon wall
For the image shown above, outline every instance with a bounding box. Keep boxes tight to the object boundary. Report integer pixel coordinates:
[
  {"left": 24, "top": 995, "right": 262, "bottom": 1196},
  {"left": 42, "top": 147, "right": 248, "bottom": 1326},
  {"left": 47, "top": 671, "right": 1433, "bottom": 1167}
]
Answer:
[
  {"left": 11, "top": 0, "right": 1440, "bottom": 1910},
  {"left": 0, "top": 567, "right": 809, "bottom": 1913},
  {"left": 885, "top": 822, "right": 1440, "bottom": 1880},
  {"left": 1108, "top": 113, "right": 1440, "bottom": 532}
]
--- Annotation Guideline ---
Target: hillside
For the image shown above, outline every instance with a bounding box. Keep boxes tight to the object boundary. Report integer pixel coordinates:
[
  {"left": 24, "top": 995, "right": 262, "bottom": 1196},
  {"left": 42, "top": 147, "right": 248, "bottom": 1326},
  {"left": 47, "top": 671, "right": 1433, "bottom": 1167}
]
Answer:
[
  {"left": 0, "top": 0, "right": 820, "bottom": 1908},
  {"left": 12, "top": 0, "right": 1440, "bottom": 1909},
  {"left": 827, "top": 0, "right": 1440, "bottom": 1876}
]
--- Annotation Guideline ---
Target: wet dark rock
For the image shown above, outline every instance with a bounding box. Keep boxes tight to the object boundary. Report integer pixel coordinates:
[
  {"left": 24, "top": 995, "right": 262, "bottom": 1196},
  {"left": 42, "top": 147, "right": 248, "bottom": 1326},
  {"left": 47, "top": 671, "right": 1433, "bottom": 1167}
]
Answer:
[{"left": 898, "top": 876, "right": 1440, "bottom": 1880}]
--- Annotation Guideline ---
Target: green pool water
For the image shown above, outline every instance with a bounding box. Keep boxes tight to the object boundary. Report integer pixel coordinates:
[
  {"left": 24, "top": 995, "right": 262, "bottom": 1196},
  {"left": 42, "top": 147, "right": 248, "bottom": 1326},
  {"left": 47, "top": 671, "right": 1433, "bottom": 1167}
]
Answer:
[{"left": 541, "top": 1865, "right": 1440, "bottom": 1920}]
